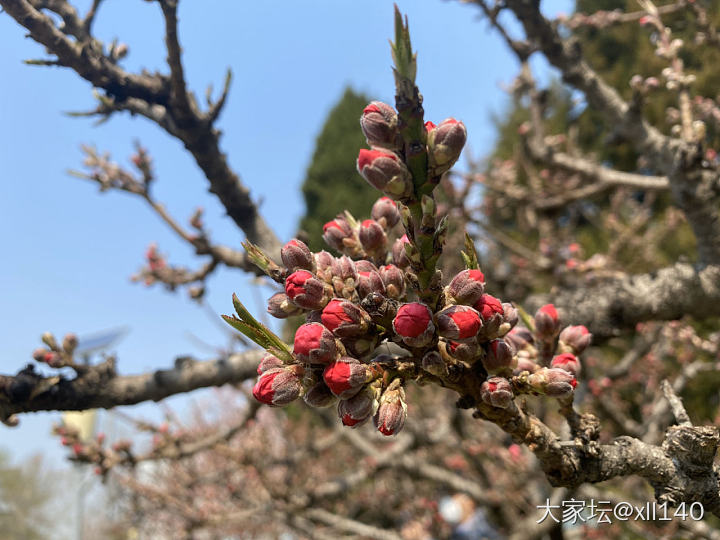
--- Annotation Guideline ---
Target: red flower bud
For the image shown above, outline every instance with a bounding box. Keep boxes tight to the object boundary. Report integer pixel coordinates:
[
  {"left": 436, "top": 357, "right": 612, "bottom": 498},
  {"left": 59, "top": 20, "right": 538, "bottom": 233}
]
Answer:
[
  {"left": 374, "top": 382, "right": 407, "bottom": 436},
  {"left": 447, "top": 269, "right": 486, "bottom": 305},
  {"left": 393, "top": 302, "right": 435, "bottom": 347},
  {"left": 371, "top": 196, "right": 400, "bottom": 228},
  {"left": 338, "top": 386, "right": 379, "bottom": 427},
  {"left": 323, "top": 357, "right": 371, "bottom": 399},
  {"left": 358, "top": 219, "right": 387, "bottom": 255},
  {"left": 435, "top": 305, "right": 482, "bottom": 341},
  {"left": 427, "top": 118, "right": 467, "bottom": 175},
  {"left": 355, "top": 260, "right": 379, "bottom": 273},
  {"left": 360, "top": 101, "right": 399, "bottom": 148},
  {"left": 550, "top": 352, "right": 581, "bottom": 377},
  {"left": 252, "top": 366, "right": 303, "bottom": 406},
  {"left": 499, "top": 303, "right": 519, "bottom": 336},
  {"left": 293, "top": 322, "right": 338, "bottom": 365},
  {"left": 357, "top": 270, "right": 386, "bottom": 298},
  {"left": 473, "top": 294, "right": 504, "bottom": 323},
  {"left": 424, "top": 120, "right": 437, "bottom": 132},
  {"left": 558, "top": 325, "right": 592, "bottom": 355},
  {"left": 480, "top": 376, "right": 513, "bottom": 408},
  {"left": 303, "top": 380, "right": 337, "bottom": 408},
  {"left": 481, "top": 339, "right": 517, "bottom": 375},
  {"left": 322, "top": 218, "right": 354, "bottom": 253},
  {"left": 392, "top": 235, "right": 411, "bottom": 268},
  {"left": 357, "top": 149, "right": 413, "bottom": 199},
  {"left": 32, "top": 348, "right": 48, "bottom": 363},
  {"left": 281, "top": 239, "right": 314, "bottom": 272},
  {"left": 321, "top": 298, "right": 372, "bottom": 337},
  {"left": 285, "top": 270, "right": 332, "bottom": 310},
  {"left": 379, "top": 264, "right": 406, "bottom": 299},
  {"left": 267, "top": 292, "right": 304, "bottom": 319},
  {"left": 257, "top": 353, "right": 283, "bottom": 375},
  {"left": 534, "top": 304, "right": 561, "bottom": 338}
]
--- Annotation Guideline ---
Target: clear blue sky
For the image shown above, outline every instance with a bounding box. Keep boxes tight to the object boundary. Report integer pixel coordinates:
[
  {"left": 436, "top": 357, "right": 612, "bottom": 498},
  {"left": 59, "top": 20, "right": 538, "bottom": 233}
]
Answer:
[{"left": 0, "top": 0, "right": 571, "bottom": 467}]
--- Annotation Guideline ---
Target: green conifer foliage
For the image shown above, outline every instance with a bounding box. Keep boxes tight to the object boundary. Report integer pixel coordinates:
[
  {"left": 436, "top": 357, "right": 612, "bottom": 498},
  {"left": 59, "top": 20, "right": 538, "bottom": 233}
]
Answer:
[{"left": 298, "top": 87, "right": 380, "bottom": 251}]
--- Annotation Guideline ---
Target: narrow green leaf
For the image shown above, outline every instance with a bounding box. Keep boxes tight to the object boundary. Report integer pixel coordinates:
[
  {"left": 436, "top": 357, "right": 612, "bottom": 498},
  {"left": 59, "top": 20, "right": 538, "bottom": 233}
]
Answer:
[
  {"left": 461, "top": 232, "right": 479, "bottom": 270},
  {"left": 514, "top": 304, "right": 536, "bottom": 333}
]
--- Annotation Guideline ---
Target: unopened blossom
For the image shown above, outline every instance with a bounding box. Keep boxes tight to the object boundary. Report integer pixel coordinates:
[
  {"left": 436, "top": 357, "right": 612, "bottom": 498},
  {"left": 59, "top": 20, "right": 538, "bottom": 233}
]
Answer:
[
  {"left": 371, "top": 196, "right": 400, "bottom": 228},
  {"left": 358, "top": 219, "right": 387, "bottom": 255},
  {"left": 426, "top": 118, "right": 467, "bottom": 174},
  {"left": 252, "top": 366, "right": 303, "bottom": 407},
  {"left": 281, "top": 239, "right": 314, "bottom": 272},
  {"left": 322, "top": 217, "right": 354, "bottom": 253},
  {"left": 285, "top": 270, "right": 332, "bottom": 310},
  {"left": 293, "top": 322, "right": 337, "bottom": 365},
  {"left": 303, "top": 380, "right": 337, "bottom": 408},
  {"left": 357, "top": 149, "right": 413, "bottom": 199},
  {"left": 550, "top": 352, "right": 581, "bottom": 377},
  {"left": 379, "top": 264, "right": 406, "bottom": 299},
  {"left": 321, "top": 298, "right": 372, "bottom": 338},
  {"left": 338, "top": 386, "right": 379, "bottom": 427},
  {"left": 480, "top": 377, "right": 513, "bottom": 409},
  {"left": 360, "top": 101, "right": 399, "bottom": 148},
  {"left": 374, "top": 382, "right": 407, "bottom": 436},
  {"left": 256, "top": 353, "right": 283, "bottom": 375},
  {"left": 267, "top": 292, "right": 304, "bottom": 319},
  {"left": 392, "top": 234, "right": 411, "bottom": 268},
  {"left": 357, "top": 270, "right": 386, "bottom": 298},
  {"left": 482, "top": 339, "right": 517, "bottom": 375},
  {"left": 558, "top": 325, "right": 592, "bottom": 355},
  {"left": 435, "top": 305, "right": 482, "bottom": 341},
  {"left": 447, "top": 269, "right": 485, "bottom": 305},
  {"left": 393, "top": 302, "right": 435, "bottom": 347},
  {"left": 528, "top": 367, "right": 577, "bottom": 398},
  {"left": 534, "top": 304, "right": 561, "bottom": 338},
  {"left": 323, "top": 357, "right": 372, "bottom": 399}
]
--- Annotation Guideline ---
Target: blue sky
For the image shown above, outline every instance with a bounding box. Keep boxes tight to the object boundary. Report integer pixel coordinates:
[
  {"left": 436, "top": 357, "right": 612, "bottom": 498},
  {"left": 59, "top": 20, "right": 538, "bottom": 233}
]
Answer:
[{"left": 0, "top": 0, "right": 572, "bottom": 468}]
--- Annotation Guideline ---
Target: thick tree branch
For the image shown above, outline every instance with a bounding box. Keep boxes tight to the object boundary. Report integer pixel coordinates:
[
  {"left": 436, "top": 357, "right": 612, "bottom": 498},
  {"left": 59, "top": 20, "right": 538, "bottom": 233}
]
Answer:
[
  {"left": 0, "top": 350, "right": 264, "bottom": 420},
  {"left": 530, "top": 263, "right": 720, "bottom": 339}
]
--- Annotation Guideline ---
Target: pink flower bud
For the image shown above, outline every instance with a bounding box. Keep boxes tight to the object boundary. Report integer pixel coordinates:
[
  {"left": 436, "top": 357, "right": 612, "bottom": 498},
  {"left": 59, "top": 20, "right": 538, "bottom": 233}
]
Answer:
[
  {"left": 314, "top": 251, "right": 335, "bottom": 282},
  {"left": 481, "top": 339, "right": 517, "bottom": 375},
  {"left": 427, "top": 118, "right": 467, "bottom": 174},
  {"left": 435, "top": 305, "right": 482, "bottom": 341},
  {"left": 444, "top": 339, "right": 482, "bottom": 363},
  {"left": 358, "top": 219, "right": 387, "bottom": 254},
  {"left": 392, "top": 235, "right": 411, "bottom": 268},
  {"left": 355, "top": 260, "right": 379, "bottom": 273},
  {"left": 357, "top": 270, "right": 386, "bottom": 298},
  {"left": 338, "top": 386, "right": 379, "bottom": 427},
  {"left": 528, "top": 367, "right": 577, "bottom": 398},
  {"left": 323, "top": 357, "right": 371, "bottom": 399},
  {"left": 424, "top": 120, "right": 437, "bottom": 132},
  {"left": 285, "top": 270, "right": 332, "bottom": 310},
  {"left": 32, "top": 348, "right": 48, "bottom": 362},
  {"left": 550, "top": 352, "right": 581, "bottom": 377},
  {"left": 257, "top": 353, "right": 283, "bottom": 375},
  {"left": 374, "top": 383, "right": 407, "bottom": 436},
  {"left": 331, "top": 255, "right": 358, "bottom": 298},
  {"left": 504, "top": 326, "right": 535, "bottom": 351},
  {"left": 534, "top": 304, "right": 561, "bottom": 338},
  {"left": 281, "top": 239, "right": 314, "bottom": 272},
  {"left": 321, "top": 299, "right": 372, "bottom": 337},
  {"left": 322, "top": 218, "right": 354, "bottom": 253},
  {"left": 371, "top": 196, "right": 400, "bottom": 228},
  {"left": 480, "top": 377, "right": 513, "bottom": 408},
  {"left": 252, "top": 366, "right": 304, "bottom": 406},
  {"left": 393, "top": 302, "right": 435, "bottom": 347},
  {"left": 303, "top": 380, "right": 337, "bottom": 408},
  {"left": 447, "top": 269, "right": 486, "bottom": 305},
  {"left": 360, "top": 101, "right": 399, "bottom": 148},
  {"left": 558, "top": 325, "right": 592, "bottom": 355},
  {"left": 514, "top": 354, "right": 539, "bottom": 375},
  {"left": 62, "top": 333, "right": 78, "bottom": 354},
  {"left": 357, "top": 149, "right": 413, "bottom": 199},
  {"left": 499, "top": 303, "right": 519, "bottom": 336},
  {"left": 267, "top": 292, "right": 304, "bottom": 319},
  {"left": 293, "top": 322, "right": 338, "bottom": 365},
  {"left": 379, "top": 264, "right": 406, "bottom": 299}
]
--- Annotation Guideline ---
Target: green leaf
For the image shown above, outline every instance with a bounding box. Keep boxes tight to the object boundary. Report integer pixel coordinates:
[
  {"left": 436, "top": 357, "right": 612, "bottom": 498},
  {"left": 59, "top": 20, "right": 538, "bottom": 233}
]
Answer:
[
  {"left": 514, "top": 304, "right": 536, "bottom": 333},
  {"left": 461, "top": 232, "right": 479, "bottom": 270},
  {"left": 221, "top": 315, "right": 274, "bottom": 350}
]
